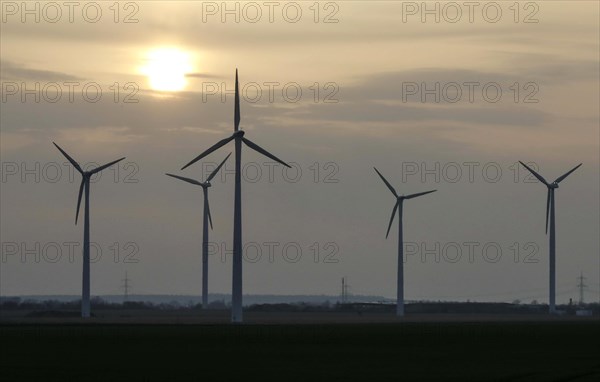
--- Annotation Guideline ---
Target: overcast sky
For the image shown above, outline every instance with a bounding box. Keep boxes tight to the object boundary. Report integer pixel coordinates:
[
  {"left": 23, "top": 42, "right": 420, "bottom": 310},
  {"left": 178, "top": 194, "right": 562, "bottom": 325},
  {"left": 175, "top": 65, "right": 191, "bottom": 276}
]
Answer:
[{"left": 1, "top": 1, "right": 598, "bottom": 303}]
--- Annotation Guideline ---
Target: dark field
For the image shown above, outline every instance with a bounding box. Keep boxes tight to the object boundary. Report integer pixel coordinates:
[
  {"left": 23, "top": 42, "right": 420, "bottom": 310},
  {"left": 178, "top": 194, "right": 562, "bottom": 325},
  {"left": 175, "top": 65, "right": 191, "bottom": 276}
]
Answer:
[{"left": 1, "top": 313, "right": 599, "bottom": 382}]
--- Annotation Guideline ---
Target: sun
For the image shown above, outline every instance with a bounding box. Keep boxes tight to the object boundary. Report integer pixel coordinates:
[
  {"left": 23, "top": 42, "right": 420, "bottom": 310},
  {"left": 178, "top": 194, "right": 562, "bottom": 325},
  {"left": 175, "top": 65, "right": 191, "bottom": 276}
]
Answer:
[{"left": 141, "top": 48, "right": 192, "bottom": 91}]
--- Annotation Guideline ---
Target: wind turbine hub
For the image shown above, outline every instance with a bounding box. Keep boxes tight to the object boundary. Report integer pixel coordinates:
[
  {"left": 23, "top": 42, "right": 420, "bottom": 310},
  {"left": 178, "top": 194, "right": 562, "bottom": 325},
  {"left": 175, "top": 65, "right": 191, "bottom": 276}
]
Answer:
[
  {"left": 550, "top": 182, "right": 559, "bottom": 189},
  {"left": 234, "top": 130, "right": 245, "bottom": 138}
]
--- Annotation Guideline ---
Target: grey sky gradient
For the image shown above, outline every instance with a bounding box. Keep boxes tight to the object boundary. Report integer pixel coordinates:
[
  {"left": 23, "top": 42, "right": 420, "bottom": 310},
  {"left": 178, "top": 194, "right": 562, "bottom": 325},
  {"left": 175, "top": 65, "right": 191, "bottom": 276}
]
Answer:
[{"left": 1, "top": 1, "right": 598, "bottom": 303}]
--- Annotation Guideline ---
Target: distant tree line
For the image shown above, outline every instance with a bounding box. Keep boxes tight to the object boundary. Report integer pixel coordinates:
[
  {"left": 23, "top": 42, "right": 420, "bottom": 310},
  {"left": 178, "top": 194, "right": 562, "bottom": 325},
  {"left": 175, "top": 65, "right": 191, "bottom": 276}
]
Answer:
[
  {"left": 0, "top": 297, "right": 223, "bottom": 311},
  {"left": 1, "top": 297, "right": 597, "bottom": 315}
]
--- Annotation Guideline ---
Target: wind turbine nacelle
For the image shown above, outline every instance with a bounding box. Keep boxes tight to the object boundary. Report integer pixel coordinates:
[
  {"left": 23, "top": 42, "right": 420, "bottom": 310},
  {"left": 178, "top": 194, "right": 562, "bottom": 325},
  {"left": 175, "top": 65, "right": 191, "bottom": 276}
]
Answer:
[
  {"left": 550, "top": 182, "right": 559, "bottom": 189},
  {"left": 234, "top": 130, "right": 245, "bottom": 138}
]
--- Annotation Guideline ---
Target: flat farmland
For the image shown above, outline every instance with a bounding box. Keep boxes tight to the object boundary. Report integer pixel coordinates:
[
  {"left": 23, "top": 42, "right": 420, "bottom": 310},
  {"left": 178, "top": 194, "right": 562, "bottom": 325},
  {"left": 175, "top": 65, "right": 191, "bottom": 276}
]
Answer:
[{"left": 1, "top": 312, "right": 599, "bottom": 381}]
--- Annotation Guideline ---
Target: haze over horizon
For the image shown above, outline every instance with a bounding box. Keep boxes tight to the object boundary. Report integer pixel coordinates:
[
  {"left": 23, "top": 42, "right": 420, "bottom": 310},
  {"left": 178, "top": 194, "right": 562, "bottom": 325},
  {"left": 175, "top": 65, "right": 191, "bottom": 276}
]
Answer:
[{"left": 1, "top": 1, "right": 598, "bottom": 305}]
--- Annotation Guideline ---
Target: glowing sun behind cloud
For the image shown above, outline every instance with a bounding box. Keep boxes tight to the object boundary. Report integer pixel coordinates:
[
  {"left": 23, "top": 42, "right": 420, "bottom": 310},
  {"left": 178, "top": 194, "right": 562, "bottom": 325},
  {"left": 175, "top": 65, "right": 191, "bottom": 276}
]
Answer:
[{"left": 141, "top": 48, "right": 192, "bottom": 91}]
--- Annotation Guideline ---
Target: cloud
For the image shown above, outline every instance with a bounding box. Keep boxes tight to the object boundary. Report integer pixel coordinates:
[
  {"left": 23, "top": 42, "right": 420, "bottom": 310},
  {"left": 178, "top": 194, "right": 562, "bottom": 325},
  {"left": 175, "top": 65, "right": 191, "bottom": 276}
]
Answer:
[
  {"left": 161, "top": 126, "right": 225, "bottom": 134},
  {"left": 185, "top": 73, "right": 221, "bottom": 79},
  {"left": 0, "top": 131, "right": 39, "bottom": 152},
  {"left": 54, "top": 126, "right": 144, "bottom": 143},
  {"left": 0, "top": 60, "right": 83, "bottom": 82}
]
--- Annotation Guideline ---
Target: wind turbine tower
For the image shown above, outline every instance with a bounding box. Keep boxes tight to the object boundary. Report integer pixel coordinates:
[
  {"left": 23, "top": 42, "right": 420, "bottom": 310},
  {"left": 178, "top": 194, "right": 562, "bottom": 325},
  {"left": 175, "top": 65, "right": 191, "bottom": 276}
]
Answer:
[
  {"left": 181, "top": 70, "right": 291, "bottom": 323},
  {"left": 519, "top": 161, "right": 582, "bottom": 314},
  {"left": 166, "top": 153, "right": 231, "bottom": 308},
  {"left": 374, "top": 167, "right": 436, "bottom": 317},
  {"left": 53, "top": 142, "right": 125, "bottom": 318}
]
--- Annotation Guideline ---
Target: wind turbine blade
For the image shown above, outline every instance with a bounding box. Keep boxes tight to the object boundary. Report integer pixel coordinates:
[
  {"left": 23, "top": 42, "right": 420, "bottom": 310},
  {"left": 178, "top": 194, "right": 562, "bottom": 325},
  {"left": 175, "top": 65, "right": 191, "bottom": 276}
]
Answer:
[
  {"left": 554, "top": 163, "right": 582, "bottom": 184},
  {"left": 519, "top": 161, "right": 548, "bottom": 186},
  {"left": 373, "top": 167, "right": 398, "bottom": 197},
  {"left": 206, "top": 152, "right": 232, "bottom": 182},
  {"left": 234, "top": 69, "right": 240, "bottom": 131},
  {"left": 75, "top": 178, "right": 84, "bottom": 225},
  {"left": 405, "top": 189, "right": 437, "bottom": 199},
  {"left": 385, "top": 201, "right": 399, "bottom": 239},
  {"left": 206, "top": 198, "right": 213, "bottom": 230},
  {"left": 88, "top": 157, "right": 126, "bottom": 175},
  {"left": 545, "top": 189, "right": 550, "bottom": 234},
  {"left": 181, "top": 135, "right": 235, "bottom": 170},
  {"left": 165, "top": 173, "right": 203, "bottom": 186},
  {"left": 242, "top": 137, "right": 291, "bottom": 168},
  {"left": 53, "top": 142, "right": 83, "bottom": 174}
]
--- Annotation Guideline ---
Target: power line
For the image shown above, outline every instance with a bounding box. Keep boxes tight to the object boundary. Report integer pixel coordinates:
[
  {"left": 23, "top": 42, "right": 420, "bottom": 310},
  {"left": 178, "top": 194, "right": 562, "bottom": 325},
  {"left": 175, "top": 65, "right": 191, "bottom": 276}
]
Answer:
[
  {"left": 410, "top": 286, "right": 581, "bottom": 302},
  {"left": 577, "top": 272, "right": 587, "bottom": 305},
  {"left": 341, "top": 277, "right": 351, "bottom": 303},
  {"left": 121, "top": 271, "right": 131, "bottom": 302}
]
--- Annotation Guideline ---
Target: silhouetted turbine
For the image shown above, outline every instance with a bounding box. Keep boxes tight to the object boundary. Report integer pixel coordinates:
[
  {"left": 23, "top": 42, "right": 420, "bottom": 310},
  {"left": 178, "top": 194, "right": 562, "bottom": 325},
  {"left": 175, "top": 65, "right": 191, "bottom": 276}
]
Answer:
[
  {"left": 374, "top": 167, "right": 436, "bottom": 317},
  {"left": 181, "top": 70, "right": 291, "bottom": 323},
  {"left": 519, "top": 161, "right": 582, "bottom": 314},
  {"left": 166, "top": 153, "right": 231, "bottom": 309},
  {"left": 53, "top": 142, "right": 125, "bottom": 318}
]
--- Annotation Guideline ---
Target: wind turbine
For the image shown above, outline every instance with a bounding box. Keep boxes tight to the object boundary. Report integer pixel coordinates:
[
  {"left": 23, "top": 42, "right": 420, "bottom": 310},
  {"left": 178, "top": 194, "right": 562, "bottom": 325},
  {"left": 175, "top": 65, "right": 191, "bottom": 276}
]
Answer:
[
  {"left": 166, "top": 153, "right": 231, "bottom": 309},
  {"left": 519, "top": 161, "right": 582, "bottom": 314},
  {"left": 181, "top": 70, "right": 291, "bottom": 323},
  {"left": 374, "top": 167, "right": 436, "bottom": 317},
  {"left": 53, "top": 142, "right": 125, "bottom": 318}
]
